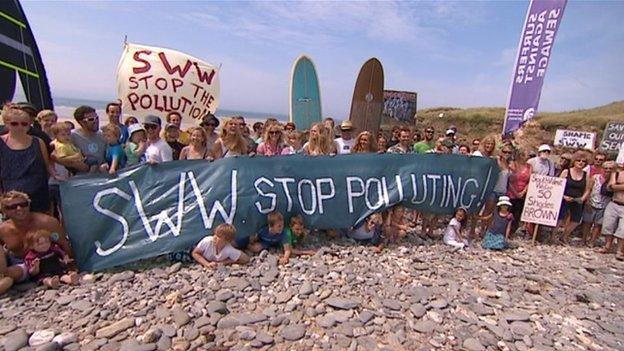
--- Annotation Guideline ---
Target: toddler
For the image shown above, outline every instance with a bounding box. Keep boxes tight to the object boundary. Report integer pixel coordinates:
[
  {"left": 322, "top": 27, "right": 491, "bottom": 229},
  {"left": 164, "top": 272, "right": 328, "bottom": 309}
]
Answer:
[
  {"left": 348, "top": 212, "right": 384, "bottom": 252},
  {"left": 125, "top": 124, "right": 147, "bottom": 166},
  {"left": 384, "top": 205, "right": 410, "bottom": 243},
  {"left": 282, "top": 215, "right": 316, "bottom": 263},
  {"left": 192, "top": 224, "right": 249, "bottom": 269},
  {"left": 443, "top": 208, "right": 469, "bottom": 249},
  {"left": 50, "top": 122, "right": 97, "bottom": 171},
  {"left": 481, "top": 196, "right": 514, "bottom": 250},
  {"left": 235, "top": 211, "right": 292, "bottom": 265},
  {"left": 102, "top": 124, "right": 127, "bottom": 174},
  {"left": 24, "top": 230, "right": 78, "bottom": 289}
]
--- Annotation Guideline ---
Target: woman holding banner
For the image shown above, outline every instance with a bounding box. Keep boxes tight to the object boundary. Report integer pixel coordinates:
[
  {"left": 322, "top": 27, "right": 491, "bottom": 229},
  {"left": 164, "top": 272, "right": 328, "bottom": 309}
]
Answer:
[
  {"left": 556, "top": 151, "right": 593, "bottom": 245},
  {"left": 212, "top": 119, "right": 247, "bottom": 159},
  {"left": 303, "top": 123, "right": 336, "bottom": 156},
  {"left": 351, "top": 131, "right": 377, "bottom": 154},
  {"left": 256, "top": 123, "right": 285, "bottom": 157},
  {"left": 179, "top": 127, "right": 211, "bottom": 160}
]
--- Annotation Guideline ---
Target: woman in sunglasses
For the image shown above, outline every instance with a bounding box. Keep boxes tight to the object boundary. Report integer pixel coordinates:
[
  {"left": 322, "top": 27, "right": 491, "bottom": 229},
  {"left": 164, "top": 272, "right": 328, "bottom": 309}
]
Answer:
[
  {"left": 0, "top": 103, "right": 56, "bottom": 213},
  {"left": 556, "top": 151, "right": 593, "bottom": 245},
  {"left": 257, "top": 124, "right": 285, "bottom": 157}
]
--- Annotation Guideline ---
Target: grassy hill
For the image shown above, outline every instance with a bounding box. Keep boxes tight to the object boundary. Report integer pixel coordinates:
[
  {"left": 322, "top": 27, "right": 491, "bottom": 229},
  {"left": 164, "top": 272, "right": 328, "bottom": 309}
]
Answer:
[{"left": 382, "top": 101, "right": 623, "bottom": 150}]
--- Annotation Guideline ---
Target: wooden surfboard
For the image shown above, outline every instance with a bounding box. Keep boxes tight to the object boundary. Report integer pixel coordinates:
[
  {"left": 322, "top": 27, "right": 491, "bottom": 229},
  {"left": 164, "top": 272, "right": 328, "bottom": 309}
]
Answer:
[
  {"left": 289, "top": 55, "right": 322, "bottom": 130},
  {"left": 348, "top": 58, "right": 384, "bottom": 136}
]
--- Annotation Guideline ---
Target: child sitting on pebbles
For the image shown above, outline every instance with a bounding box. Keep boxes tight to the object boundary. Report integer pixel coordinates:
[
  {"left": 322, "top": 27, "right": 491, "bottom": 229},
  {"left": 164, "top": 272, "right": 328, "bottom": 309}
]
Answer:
[
  {"left": 192, "top": 224, "right": 250, "bottom": 269},
  {"left": 24, "top": 230, "right": 78, "bottom": 289},
  {"left": 282, "top": 215, "right": 316, "bottom": 263},
  {"left": 235, "top": 211, "right": 292, "bottom": 265},
  {"left": 348, "top": 213, "right": 384, "bottom": 252},
  {"left": 443, "top": 208, "right": 469, "bottom": 249}
]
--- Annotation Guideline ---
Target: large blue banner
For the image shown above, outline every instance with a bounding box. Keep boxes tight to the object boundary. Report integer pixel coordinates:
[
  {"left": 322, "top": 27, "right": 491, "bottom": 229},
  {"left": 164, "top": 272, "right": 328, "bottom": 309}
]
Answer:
[{"left": 61, "top": 154, "right": 498, "bottom": 271}]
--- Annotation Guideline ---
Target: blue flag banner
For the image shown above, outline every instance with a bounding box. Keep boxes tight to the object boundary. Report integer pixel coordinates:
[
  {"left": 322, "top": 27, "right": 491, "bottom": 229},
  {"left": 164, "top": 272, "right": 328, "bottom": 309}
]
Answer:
[{"left": 61, "top": 154, "right": 499, "bottom": 271}]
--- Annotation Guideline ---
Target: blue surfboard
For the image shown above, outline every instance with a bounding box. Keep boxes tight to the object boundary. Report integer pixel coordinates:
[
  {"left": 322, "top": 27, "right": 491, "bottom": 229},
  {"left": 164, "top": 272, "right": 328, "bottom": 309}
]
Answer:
[{"left": 289, "top": 55, "right": 322, "bottom": 130}]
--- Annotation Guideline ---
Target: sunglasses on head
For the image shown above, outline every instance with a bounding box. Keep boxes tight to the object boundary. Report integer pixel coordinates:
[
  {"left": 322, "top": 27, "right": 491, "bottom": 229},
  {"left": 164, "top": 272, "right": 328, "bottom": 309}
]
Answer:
[
  {"left": 4, "top": 201, "right": 30, "bottom": 210},
  {"left": 9, "top": 121, "right": 30, "bottom": 127}
]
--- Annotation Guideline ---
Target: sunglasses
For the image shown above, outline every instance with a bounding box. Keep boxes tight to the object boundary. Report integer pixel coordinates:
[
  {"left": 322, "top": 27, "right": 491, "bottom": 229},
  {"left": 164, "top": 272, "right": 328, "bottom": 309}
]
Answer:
[
  {"left": 576, "top": 159, "right": 588, "bottom": 163},
  {"left": 595, "top": 158, "right": 605, "bottom": 162},
  {"left": 144, "top": 124, "right": 159, "bottom": 130},
  {"left": 83, "top": 117, "right": 98, "bottom": 123},
  {"left": 501, "top": 150, "right": 511, "bottom": 154},
  {"left": 4, "top": 201, "right": 30, "bottom": 210},
  {"left": 9, "top": 121, "right": 30, "bottom": 127},
  {"left": 269, "top": 131, "right": 281, "bottom": 135},
  {"left": 425, "top": 130, "right": 434, "bottom": 134},
  {"left": 561, "top": 158, "right": 571, "bottom": 162}
]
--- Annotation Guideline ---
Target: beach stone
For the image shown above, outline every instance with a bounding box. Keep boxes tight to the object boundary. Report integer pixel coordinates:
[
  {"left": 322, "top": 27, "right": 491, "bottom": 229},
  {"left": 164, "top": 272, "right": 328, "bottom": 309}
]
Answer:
[
  {"left": 280, "top": 325, "right": 306, "bottom": 341},
  {"left": 299, "top": 281, "right": 313, "bottom": 295},
  {"left": 216, "top": 289, "right": 234, "bottom": 301},
  {"left": 36, "top": 342, "right": 60, "bottom": 351},
  {"left": 359, "top": 310, "right": 375, "bottom": 324},
  {"left": 358, "top": 336, "right": 379, "bottom": 350},
  {"left": 52, "top": 333, "right": 77, "bottom": 347},
  {"left": 223, "top": 277, "right": 250, "bottom": 290},
  {"left": 382, "top": 299, "right": 402, "bottom": 311},
  {"left": 29, "top": 330, "right": 55, "bottom": 346},
  {"left": 463, "top": 338, "right": 486, "bottom": 351},
  {"left": 504, "top": 310, "right": 531, "bottom": 322},
  {"left": 275, "top": 291, "right": 293, "bottom": 304},
  {"left": 4, "top": 329, "right": 28, "bottom": 351},
  {"left": 161, "top": 324, "right": 177, "bottom": 337},
  {"left": 167, "top": 262, "right": 182, "bottom": 274},
  {"left": 325, "top": 297, "right": 360, "bottom": 309},
  {"left": 255, "top": 330, "right": 274, "bottom": 345},
  {"left": 510, "top": 322, "right": 533, "bottom": 336},
  {"left": 172, "top": 306, "right": 190, "bottom": 327},
  {"left": 56, "top": 295, "right": 73, "bottom": 306},
  {"left": 156, "top": 335, "right": 171, "bottom": 351},
  {"left": 96, "top": 317, "right": 135, "bottom": 338},
  {"left": 109, "top": 271, "right": 135, "bottom": 283},
  {"left": 410, "top": 304, "right": 427, "bottom": 318},
  {"left": 413, "top": 320, "right": 436, "bottom": 334},
  {"left": 0, "top": 324, "right": 16, "bottom": 335},
  {"left": 207, "top": 301, "right": 228, "bottom": 315},
  {"left": 317, "top": 314, "right": 337, "bottom": 328},
  {"left": 430, "top": 298, "right": 449, "bottom": 309}
]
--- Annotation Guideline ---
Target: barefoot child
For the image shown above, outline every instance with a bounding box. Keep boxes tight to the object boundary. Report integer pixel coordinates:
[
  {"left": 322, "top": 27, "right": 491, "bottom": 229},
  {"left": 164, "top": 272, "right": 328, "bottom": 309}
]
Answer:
[
  {"left": 24, "top": 230, "right": 78, "bottom": 289},
  {"left": 236, "top": 211, "right": 292, "bottom": 265},
  {"left": 480, "top": 196, "right": 513, "bottom": 250},
  {"left": 102, "top": 124, "right": 127, "bottom": 174},
  {"left": 384, "top": 205, "right": 410, "bottom": 243},
  {"left": 443, "top": 208, "right": 469, "bottom": 249},
  {"left": 282, "top": 215, "right": 316, "bottom": 263},
  {"left": 348, "top": 213, "right": 384, "bottom": 252},
  {"left": 192, "top": 224, "right": 250, "bottom": 269}
]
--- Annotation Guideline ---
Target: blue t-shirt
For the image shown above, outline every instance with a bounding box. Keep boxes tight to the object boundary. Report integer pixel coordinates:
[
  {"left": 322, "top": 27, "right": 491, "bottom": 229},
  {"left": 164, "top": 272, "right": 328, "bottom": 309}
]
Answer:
[
  {"left": 119, "top": 124, "right": 129, "bottom": 145},
  {"left": 258, "top": 227, "right": 288, "bottom": 247},
  {"left": 106, "top": 143, "right": 127, "bottom": 169}
]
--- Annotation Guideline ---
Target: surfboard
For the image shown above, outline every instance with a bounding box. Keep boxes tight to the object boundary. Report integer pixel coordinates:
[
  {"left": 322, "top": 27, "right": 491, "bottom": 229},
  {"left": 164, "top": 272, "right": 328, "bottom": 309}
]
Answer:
[
  {"left": 348, "top": 58, "right": 384, "bottom": 136},
  {"left": 289, "top": 55, "right": 322, "bottom": 130}
]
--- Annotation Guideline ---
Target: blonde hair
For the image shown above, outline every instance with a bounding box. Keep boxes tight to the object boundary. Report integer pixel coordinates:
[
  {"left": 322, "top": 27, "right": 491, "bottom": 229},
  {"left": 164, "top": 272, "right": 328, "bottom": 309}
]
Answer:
[
  {"left": 214, "top": 224, "right": 236, "bottom": 242},
  {"left": 262, "top": 123, "right": 284, "bottom": 146},
  {"left": 0, "top": 191, "right": 30, "bottom": 212},
  {"left": 102, "top": 123, "right": 121, "bottom": 139},
  {"left": 188, "top": 126, "right": 208, "bottom": 147},
  {"left": 25, "top": 229, "right": 52, "bottom": 250},
  {"left": 267, "top": 211, "right": 284, "bottom": 228},
  {"left": 289, "top": 214, "right": 305, "bottom": 228},
  {"left": 307, "top": 123, "right": 335, "bottom": 155},
  {"left": 50, "top": 122, "right": 71, "bottom": 137},
  {"left": 352, "top": 131, "right": 377, "bottom": 153},
  {"left": 1, "top": 103, "right": 29, "bottom": 124},
  {"left": 219, "top": 119, "right": 247, "bottom": 155},
  {"left": 36, "top": 109, "right": 57, "bottom": 123}
]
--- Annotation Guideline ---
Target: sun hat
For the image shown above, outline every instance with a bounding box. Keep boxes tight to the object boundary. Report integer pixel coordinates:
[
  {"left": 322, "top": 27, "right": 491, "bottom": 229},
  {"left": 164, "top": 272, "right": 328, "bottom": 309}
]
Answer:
[
  {"left": 538, "top": 144, "right": 551, "bottom": 153},
  {"left": 165, "top": 123, "right": 179, "bottom": 130},
  {"left": 127, "top": 123, "right": 145, "bottom": 137},
  {"left": 143, "top": 115, "right": 161, "bottom": 126},
  {"left": 340, "top": 120, "right": 354, "bottom": 131},
  {"left": 496, "top": 195, "right": 512, "bottom": 207},
  {"left": 200, "top": 114, "right": 220, "bottom": 127},
  {"left": 445, "top": 129, "right": 455, "bottom": 136}
]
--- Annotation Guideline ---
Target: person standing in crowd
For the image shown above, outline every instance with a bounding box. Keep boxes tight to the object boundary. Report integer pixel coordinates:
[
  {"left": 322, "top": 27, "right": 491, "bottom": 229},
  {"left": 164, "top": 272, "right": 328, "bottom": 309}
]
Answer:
[
  {"left": 555, "top": 152, "right": 572, "bottom": 177},
  {"left": 164, "top": 124, "right": 184, "bottom": 160},
  {"left": 0, "top": 103, "right": 55, "bottom": 213},
  {"left": 165, "top": 112, "right": 190, "bottom": 145},
  {"left": 233, "top": 116, "right": 257, "bottom": 155},
  {"left": 471, "top": 138, "right": 481, "bottom": 153},
  {"left": 444, "top": 128, "right": 458, "bottom": 154},
  {"left": 387, "top": 127, "right": 413, "bottom": 154},
  {"left": 252, "top": 122, "right": 264, "bottom": 143},
  {"left": 351, "top": 131, "right": 377, "bottom": 154},
  {"left": 199, "top": 114, "right": 219, "bottom": 152},
  {"left": 124, "top": 116, "right": 138, "bottom": 127},
  {"left": 284, "top": 122, "right": 296, "bottom": 133},
  {"left": 179, "top": 127, "right": 211, "bottom": 160},
  {"left": 322, "top": 117, "right": 335, "bottom": 133},
  {"left": 469, "top": 136, "right": 497, "bottom": 238},
  {"left": 36, "top": 110, "right": 58, "bottom": 140},
  {"left": 105, "top": 102, "right": 128, "bottom": 144},
  {"left": 257, "top": 123, "right": 285, "bottom": 156},
  {"left": 528, "top": 144, "right": 555, "bottom": 176},
  {"left": 588, "top": 150, "right": 607, "bottom": 178},
  {"left": 458, "top": 144, "right": 470, "bottom": 155},
  {"left": 556, "top": 151, "right": 593, "bottom": 245},
  {"left": 507, "top": 150, "right": 532, "bottom": 235},
  {"left": 0, "top": 102, "right": 52, "bottom": 154},
  {"left": 334, "top": 120, "right": 355, "bottom": 155},
  {"left": 0, "top": 191, "right": 73, "bottom": 285},
  {"left": 143, "top": 115, "right": 173, "bottom": 164},
  {"left": 412, "top": 129, "right": 422, "bottom": 144},
  {"left": 387, "top": 126, "right": 400, "bottom": 147},
  {"left": 68, "top": 105, "right": 106, "bottom": 173},
  {"left": 413, "top": 126, "right": 435, "bottom": 153},
  {"left": 599, "top": 162, "right": 624, "bottom": 260},
  {"left": 377, "top": 135, "right": 388, "bottom": 153},
  {"left": 303, "top": 123, "right": 336, "bottom": 156},
  {"left": 281, "top": 131, "right": 304, "bottom": 155},
  {"left": 585, "top": 161, "right": 615, "bottom": 247},
  {"left": 212, "top": 119, "right": 248, "bottom": 159}
]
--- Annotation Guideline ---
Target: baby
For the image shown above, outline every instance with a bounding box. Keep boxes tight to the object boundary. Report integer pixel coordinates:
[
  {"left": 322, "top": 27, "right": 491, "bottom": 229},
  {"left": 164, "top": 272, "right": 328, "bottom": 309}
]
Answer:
[
  {"left": 101, "top": 124, "right": 127, "bottom": 174},
  {"left": 125, "top": 124, "right": 147, "bottom": 166},
  {"left": 24, "top": 229, "right": 78, "bottom": 289},
  {"left": 384, "top": 205, "right": 411, "bottom": 243},
  {"left": 50, "top": 122, "right": 96, "bottom": 172},
  {"left": 192, "top": 223, "right": 249, "bottom": 269}
]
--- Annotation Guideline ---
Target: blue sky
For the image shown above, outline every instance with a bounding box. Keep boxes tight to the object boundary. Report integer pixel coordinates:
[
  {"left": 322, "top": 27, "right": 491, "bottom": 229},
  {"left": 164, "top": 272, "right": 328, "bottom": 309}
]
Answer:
[{"left": 21, "top": 0, "right": 624, "bottom": 117}]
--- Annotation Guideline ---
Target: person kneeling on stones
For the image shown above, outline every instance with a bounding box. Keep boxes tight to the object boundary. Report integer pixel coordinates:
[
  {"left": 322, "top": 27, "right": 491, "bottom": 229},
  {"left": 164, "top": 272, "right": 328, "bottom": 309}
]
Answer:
[
  {"left": 235, "top": 211, "right": 293, "bottom": 265},
  {"left": 282, "top": 215, "right": 316, "bottom": 264},
  {"left": 192, "top": 224, "right": 250, "bottom": 269},
  {"left": 348, "top": 212, "right": 384, "bottom": 253},
  {"left": 24, "top": 229, "right": 78, "bottom": 289},
  {"left": 480, "top": 196, "right": 514, "bottom": 250}
]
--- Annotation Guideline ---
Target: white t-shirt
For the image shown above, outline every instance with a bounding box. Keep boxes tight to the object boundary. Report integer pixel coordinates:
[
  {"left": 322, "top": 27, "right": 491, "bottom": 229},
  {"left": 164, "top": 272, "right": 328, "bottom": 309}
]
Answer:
[
  {"left": 443, "top": 218, "right": 462, "bottom": 244},
  {"left": 145, "top": 138, "right": 173, "bottom": 163},
  {"left": 334, "top": 138, "right": 355, "bottom": 155},
  {"left": 195, "top": 236, "right": 241, "bottom": 262},
  {"left": 527, "top": 157, "right": 555, "bottom": 176}
]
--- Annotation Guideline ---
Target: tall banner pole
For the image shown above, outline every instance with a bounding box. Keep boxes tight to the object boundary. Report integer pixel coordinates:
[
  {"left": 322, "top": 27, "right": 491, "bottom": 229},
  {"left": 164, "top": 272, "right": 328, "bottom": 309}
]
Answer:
[{"left": 502, "top": 0, "right": 568, "bottom": 136}]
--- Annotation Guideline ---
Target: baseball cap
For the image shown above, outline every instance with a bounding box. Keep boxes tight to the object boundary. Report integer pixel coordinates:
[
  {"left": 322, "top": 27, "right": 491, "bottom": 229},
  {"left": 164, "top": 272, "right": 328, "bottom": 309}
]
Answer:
[
  {"left": 127, "top": 123, "right": 145, "bottom": 137},
  {"left": 445, "top": 129, "right": 455, "bottom": 136},
  {"left": 340, "top": 120, "right": 354, "bottom": 131},
  {"left": 165, "top": 123, "right": 178, "bottom": 130},
  {"left": 538, "top": 144, "right": 551, "bottom": 153},
  {"left": 143, "top": 115, "right": 161, "bottom": 126}
]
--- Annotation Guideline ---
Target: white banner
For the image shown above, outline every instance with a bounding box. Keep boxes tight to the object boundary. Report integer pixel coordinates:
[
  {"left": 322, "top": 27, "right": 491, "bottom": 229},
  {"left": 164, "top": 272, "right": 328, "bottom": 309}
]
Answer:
[
  {"left": 116, "top": 43, "right": 220, "bottom": 121},
  {"left": 554, "top": 129, "right": 596, "bottom": 150},
  {"left": 521, "top": 174, "right": 566, "bottom": 227}
]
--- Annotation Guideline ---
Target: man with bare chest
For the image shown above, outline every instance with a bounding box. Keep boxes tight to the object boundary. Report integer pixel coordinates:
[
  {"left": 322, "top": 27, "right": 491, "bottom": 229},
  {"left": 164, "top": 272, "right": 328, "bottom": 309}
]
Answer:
[
  {"left": 601, "top": 168, "right": 624, "bottom": 260},
  {"left": 0, "top": 191, "right": 72, "bottom": 282}
]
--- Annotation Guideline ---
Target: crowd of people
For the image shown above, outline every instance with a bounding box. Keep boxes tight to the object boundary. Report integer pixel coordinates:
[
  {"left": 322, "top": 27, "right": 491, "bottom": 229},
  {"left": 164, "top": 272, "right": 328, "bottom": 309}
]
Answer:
[{"left": 0, "top": 100, "right": 623, "bottom": 295}]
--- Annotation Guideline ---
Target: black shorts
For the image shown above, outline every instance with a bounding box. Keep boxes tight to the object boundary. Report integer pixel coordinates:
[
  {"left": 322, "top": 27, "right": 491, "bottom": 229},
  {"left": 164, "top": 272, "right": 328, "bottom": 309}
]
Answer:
[{"left": 559, "top": 200, "right": 584, "bottom": 223}]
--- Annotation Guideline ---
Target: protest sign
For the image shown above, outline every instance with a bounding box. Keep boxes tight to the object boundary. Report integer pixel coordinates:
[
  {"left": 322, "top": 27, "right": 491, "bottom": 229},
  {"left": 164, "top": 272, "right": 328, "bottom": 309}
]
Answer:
[
  {"left": 554, "top": 129, "right": 595, "bottom": 150},
  {"left": 116, "top": 42, "right": 220, "bottom": 121},
  {"left": 521, "top": 174, "right": 566, "bottom": 227},
  {"left": 61, "top": 154, "right": 498, "bottom": 271},
  {"left": 599, "top": 121, "right": 624, "bottom": 154},
  {"left": 383, "top": 90, "right": 417, "bottom": 122},
  {"left": 502, "top": 0, "right": 567, "bottom": 136}
]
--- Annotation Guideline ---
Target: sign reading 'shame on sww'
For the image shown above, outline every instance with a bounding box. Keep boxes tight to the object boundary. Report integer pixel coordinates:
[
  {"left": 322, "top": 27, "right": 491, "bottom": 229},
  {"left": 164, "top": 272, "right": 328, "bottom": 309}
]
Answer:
[
  {"left": 554, "top": 129, "right": 595, "bottom": 150},
  {"left": 61, "top": 154, "right": 498, "bottom": 271},
  {"left": 116, "top": 43, "right": 220, "bottom": 121}
]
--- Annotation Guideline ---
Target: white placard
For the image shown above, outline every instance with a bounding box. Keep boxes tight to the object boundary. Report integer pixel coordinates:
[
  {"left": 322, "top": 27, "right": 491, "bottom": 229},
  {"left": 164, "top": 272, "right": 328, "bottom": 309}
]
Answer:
[
  {"left": 554, "top": 129, "right": 595, "bottom": 150},
  {"left": 116, "top": 43, "right": 220, "bottom": 122},
  {"left": 521, "top": 174, "right": 567, "bottom": 227}
]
